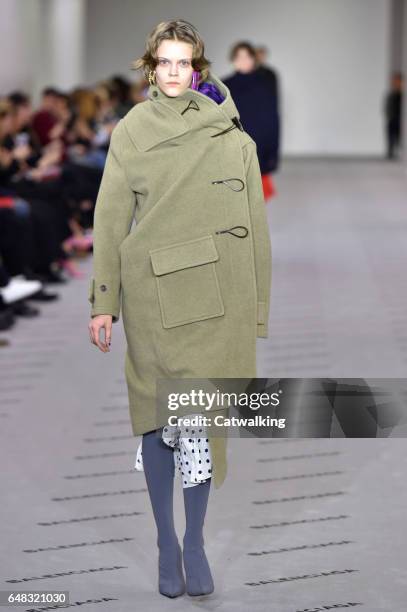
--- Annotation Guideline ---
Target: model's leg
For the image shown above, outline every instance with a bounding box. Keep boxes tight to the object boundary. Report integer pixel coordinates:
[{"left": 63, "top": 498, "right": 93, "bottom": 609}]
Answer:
[
  {"left": 182, "top": 478, "right": 214, "bottom": 595},
  {"left": 142, "top": 427, "right": 185, "bottom": 598}
]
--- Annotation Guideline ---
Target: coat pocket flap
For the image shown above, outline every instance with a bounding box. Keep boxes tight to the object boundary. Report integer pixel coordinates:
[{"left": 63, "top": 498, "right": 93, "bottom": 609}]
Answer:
[{"left": 150, "top": 235, "right": 219, "bottom": 276}]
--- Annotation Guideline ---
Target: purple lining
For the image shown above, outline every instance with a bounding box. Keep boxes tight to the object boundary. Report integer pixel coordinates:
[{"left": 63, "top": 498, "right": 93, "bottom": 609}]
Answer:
[{"left": 197, "top": 81, "right": 225, "bottom": 105}]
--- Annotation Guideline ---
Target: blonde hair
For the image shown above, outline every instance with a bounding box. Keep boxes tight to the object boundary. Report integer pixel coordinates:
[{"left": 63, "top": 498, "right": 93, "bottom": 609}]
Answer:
[{"left": 131, "top": 19, "right": 211, "bottom": 83}]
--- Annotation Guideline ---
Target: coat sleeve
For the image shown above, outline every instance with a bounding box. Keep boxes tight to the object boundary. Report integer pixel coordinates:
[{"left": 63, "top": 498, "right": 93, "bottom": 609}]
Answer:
[
  {"left": 243, "top": 140, "right": 272, "bottom": 338},
  {"left": 88, "top": 120, "right": 137, "bottom": 323}
]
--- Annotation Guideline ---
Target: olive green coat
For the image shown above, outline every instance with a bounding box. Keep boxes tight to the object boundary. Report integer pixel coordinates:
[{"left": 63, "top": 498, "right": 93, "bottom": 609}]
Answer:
[{"left": 88, "top": 71, "right": 272, "bottom": 489}]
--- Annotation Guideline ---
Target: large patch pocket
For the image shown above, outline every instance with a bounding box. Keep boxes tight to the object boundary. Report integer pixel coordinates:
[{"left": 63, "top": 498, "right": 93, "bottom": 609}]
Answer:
[{"left": 149, "top": 235, "right": 225, "bottom": 329}]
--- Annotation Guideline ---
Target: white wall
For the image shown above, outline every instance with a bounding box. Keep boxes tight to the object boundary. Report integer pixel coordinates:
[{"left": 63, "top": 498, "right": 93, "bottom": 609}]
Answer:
[
  {"left": 0, "top": 0, "right": 41, "bottom": 96},
  {"left": 43, "top": 0, "right": 86, "bottom": 91},
  {"left": 0, "top": 0, "right": 85, "bottom": 106}
]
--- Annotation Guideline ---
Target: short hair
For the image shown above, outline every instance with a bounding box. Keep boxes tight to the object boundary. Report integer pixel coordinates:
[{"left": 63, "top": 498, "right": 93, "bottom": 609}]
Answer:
[
  {"left": 131, "top": 19, "right": 211, "bottom": 83},
  {"left": 110, "top": 75, "right": 131, "bottom": 103},
  {"left": 229, "top": 41, "right": 258, "bottom": 63},
  {"left": 7, "top": 91, "right": 30, "bottom": 107},
  {"left": 42, "top": 87, "right": 61, "bottom": 97}
]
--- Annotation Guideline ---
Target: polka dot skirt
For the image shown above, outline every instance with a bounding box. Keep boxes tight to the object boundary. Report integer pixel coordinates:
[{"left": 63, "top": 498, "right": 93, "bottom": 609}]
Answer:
[{"left": 134, "top": 415, "right": 212, "bottom": 488}]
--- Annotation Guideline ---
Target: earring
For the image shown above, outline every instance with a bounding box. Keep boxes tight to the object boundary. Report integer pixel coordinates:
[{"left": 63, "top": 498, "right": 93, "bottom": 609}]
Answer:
[{"left": 148, "top": 70, "right": 156, "bottom": 85}]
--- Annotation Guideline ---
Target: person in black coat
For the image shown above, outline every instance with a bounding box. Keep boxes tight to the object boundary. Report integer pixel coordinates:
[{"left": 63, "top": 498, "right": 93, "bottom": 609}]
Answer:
[
  {"left": 384, "top": 71, "right": 403, "bottom": 160},
  {"left": 222, "top": 41, "right": 280, "bottom": 175}
]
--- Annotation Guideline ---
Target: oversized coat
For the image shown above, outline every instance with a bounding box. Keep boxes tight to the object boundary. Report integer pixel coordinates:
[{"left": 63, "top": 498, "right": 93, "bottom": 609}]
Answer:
[{"left": 88, "top": 71, "right": 272, "bottom": 489}]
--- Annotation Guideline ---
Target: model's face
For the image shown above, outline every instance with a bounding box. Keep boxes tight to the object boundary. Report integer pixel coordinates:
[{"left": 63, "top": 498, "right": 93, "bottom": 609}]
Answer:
[
  {"left": 233, "top": 48, "right": 256, "bottom": 74},
  {"left": 155, "top": 40, "right": 194, "bottom": 97}
]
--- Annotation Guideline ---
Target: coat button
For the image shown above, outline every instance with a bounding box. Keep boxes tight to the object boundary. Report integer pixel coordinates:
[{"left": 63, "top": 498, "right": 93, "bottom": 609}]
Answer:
[
  {"left": 100, "top": 284, "right": 107, "bottom": 292},
  {"left": 153, "top": 91, "right": 158, "bottom": 97}
]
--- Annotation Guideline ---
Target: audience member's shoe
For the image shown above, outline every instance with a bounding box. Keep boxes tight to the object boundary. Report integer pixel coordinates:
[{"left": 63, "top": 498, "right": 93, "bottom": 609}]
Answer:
[
  {"left": 42, "top": 269, "right": 68, "bottom": 284},
  {"left": 10, "top": 300, "right": 40, "bottom": 317},
  {"left": 21, "top": 269, "right": 48, "bottom": 283},
  {"left": 28, "top": 288, "right": 59, "bottom": 302},
  {"left": 22, "top": 268, "right": 66, "bottom": 285},
  {"left": 0, "top": 277, "right": 42, "bottom": 304}
]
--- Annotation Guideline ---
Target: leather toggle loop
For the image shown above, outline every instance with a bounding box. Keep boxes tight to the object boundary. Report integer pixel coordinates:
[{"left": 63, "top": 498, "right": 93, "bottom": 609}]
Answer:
[
  {"left": 211, "top": 116, "right": 243, "bottom": 137},
  {"left": 211, "top": 177, "right": 245, "bottom": 192},
  {"left": 211, "top": 123, "right": 237, "bottom": 138},
  {"left": 232, "top": 116, "right": 244, "bottom": 131},
  {"left": 181, "top": 99, "right": 200, "bottom": 115},
  {"left": 215, "top": 225, "right": 249, "bottom": 238}
]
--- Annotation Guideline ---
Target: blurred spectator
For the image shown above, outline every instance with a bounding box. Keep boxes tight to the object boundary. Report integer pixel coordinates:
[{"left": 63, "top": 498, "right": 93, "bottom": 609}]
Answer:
[
  {"left": 255, "top": 45, "right": 280, "bottom": 114},
  {"left": 255, "top": 44, "right": 280, "bottom": 172},
  {"left": 0, "top": 97, "right": 72, "bottom": 283},
  {"left": 110, "top": 74, "right": 134, "bottom": 117},
  {"left": 7, "top": 91, "right": 42, "bottom": 170},
  {"left": 384, "top": 71, "right": 403, "bottom": 160},
  {"left": 223, "top": 41, "right": 280, "bottom": 177},
  {"left": 32, "top": 87, "right": 61, "bottom": 147},
  {"left": 130, "top": 78, "right": 149, "bottom": 104},
  {"left": 67, "top": 86, "right": 119, "bottom": 169},
  {"left": 0, "top": 71, "right": 144, "bottom": 338}
]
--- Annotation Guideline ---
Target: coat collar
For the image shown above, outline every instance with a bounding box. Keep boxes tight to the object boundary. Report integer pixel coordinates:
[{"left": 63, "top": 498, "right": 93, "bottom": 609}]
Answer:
[
  {"left": 123, "top": 71, "right": 242, "bottom": 152},
  {"left": 147, "top": 71, "right": 240, "bottom": 123}
]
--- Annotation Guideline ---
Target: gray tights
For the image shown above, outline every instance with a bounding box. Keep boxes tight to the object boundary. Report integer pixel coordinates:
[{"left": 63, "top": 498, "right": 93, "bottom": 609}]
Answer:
[{"left": 142, "top": 427, "right": 214, "bottom": 596}]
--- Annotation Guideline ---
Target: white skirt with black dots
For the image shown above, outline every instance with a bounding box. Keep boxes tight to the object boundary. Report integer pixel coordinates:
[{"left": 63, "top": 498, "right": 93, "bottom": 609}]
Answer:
[{"left": 134, "top": 414, "right": 213, "bottom": 488}]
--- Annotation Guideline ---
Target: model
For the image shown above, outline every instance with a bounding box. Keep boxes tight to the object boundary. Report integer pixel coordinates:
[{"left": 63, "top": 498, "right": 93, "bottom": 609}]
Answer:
[{"left": 88, "top": 18, "right": 272, "bottom": 599}]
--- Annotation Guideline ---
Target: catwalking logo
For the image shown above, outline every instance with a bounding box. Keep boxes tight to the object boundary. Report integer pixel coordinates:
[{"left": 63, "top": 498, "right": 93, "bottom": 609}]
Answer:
[
  {"left": 167, "top": 412, "right": 286, "bottom": 429},
  {"left": 167, "top": 388, "right": 281, "bottom": 411}
]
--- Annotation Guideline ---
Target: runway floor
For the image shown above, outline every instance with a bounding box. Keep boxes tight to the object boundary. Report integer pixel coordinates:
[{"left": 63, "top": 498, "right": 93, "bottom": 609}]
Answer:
[{"left": 1, "top": 158, "right": 407, "bottom": 611}]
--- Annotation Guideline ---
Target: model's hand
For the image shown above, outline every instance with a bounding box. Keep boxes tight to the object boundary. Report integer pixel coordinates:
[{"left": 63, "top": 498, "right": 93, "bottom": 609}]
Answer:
[{"left": 89, "top": 314, "right": 112, "bottom": 352}]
